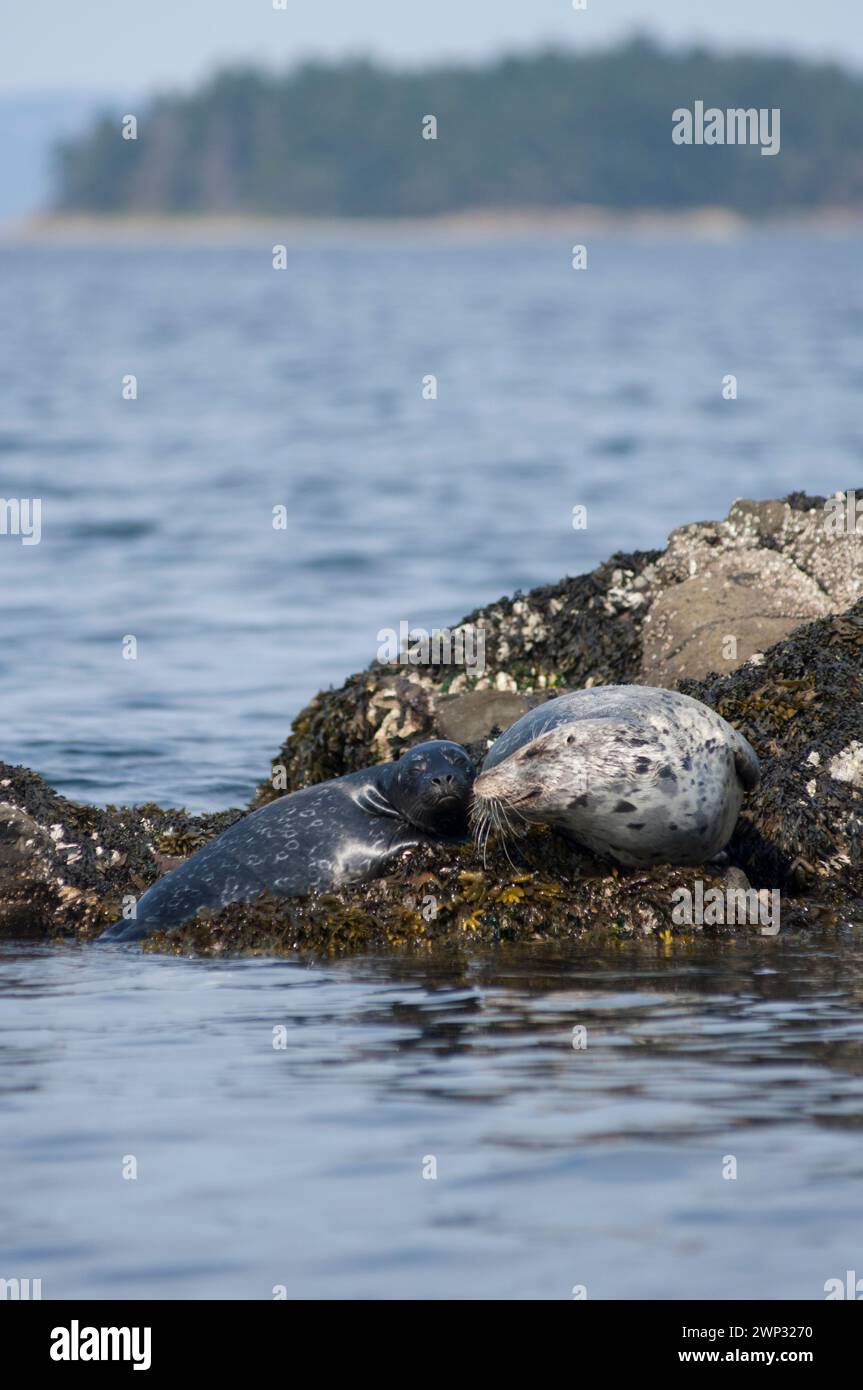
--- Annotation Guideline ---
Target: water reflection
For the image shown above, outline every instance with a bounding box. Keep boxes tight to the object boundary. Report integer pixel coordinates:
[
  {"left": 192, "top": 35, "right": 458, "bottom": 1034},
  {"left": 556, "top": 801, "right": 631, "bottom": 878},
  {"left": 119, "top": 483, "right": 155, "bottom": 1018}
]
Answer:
[{"left": 1, "top": 927, "right": 862, "bottom": 1298}]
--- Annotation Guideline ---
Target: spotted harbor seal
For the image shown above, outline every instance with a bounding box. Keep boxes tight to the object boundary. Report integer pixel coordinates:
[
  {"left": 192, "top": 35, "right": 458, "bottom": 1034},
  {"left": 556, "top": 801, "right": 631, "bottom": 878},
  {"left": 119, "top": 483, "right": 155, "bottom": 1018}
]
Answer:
[
  {"left": 472, "top": 686, "right": 759, "bottom": 867},
  {"left": 101, "top": 740, "right": 474, "bottom": 941}
]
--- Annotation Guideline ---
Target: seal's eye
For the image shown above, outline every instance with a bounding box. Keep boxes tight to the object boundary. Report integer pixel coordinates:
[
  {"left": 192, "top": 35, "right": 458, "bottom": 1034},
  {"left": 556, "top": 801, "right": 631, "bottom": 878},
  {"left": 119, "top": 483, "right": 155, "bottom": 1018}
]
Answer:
[
  {"left": 567, "top": 736, "right": 575, "bottom": 745},
  {"left": 522, "top": 746, "right": 543, "bottom": 760}
]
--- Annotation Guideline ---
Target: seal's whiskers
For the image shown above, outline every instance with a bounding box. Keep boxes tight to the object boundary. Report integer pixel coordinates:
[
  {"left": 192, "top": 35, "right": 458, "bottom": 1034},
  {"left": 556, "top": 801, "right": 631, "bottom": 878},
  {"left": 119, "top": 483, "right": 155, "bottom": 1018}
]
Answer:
[{"left": 471, "top": 792, "right": 528, "bottom": 868}]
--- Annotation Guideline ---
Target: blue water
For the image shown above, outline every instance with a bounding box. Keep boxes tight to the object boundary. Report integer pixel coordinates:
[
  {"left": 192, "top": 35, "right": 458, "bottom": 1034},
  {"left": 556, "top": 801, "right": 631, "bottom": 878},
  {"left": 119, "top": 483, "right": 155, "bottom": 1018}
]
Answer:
[
  {"left": 2, "top": 933, "right": 863, "bottom": 1300},
  {"left": 1, "top": 231, "right": 862, "bottom": 1300},
  {"left": 0, "top": 232, "right": 860, "bottom": 810}
]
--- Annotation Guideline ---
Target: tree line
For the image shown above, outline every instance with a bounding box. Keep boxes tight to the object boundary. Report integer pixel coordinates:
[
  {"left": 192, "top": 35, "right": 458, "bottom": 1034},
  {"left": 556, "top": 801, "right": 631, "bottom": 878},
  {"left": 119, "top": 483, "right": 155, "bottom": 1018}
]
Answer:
[{"left": 54, "top": 38, "right": 863, "bottom": 215}]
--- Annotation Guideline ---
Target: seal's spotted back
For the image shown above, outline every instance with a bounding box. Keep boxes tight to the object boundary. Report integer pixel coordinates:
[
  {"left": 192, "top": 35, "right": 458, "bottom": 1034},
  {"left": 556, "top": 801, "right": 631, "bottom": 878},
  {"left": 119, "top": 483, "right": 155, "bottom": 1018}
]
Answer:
[{"left": 473, "top": 686, "right": 759, "bottom": 867}]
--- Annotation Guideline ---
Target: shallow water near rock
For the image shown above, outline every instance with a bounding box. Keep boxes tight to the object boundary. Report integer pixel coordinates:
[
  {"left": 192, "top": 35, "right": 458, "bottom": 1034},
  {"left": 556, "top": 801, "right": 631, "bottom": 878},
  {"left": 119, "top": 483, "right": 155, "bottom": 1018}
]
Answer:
[{"left": 2, "top": 926, "right": 862, "bottom": 1299}]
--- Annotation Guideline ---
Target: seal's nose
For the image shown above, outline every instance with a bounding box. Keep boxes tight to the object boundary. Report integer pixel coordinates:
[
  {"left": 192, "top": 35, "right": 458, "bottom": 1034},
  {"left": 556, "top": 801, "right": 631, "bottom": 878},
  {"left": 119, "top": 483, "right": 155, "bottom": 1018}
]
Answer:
[{"left": 431, "top": 772, "right": 463, "bottom": 805}]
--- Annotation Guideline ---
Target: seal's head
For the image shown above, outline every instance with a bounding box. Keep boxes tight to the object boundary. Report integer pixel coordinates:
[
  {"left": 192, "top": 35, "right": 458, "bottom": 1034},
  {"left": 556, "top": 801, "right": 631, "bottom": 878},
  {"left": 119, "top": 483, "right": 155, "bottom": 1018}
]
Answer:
[
  {"left": 390, "top": 740, "right": 475, "bottom": 835},
  {"left": 472, "top": 725, "right": 586, "bottom": 842}
]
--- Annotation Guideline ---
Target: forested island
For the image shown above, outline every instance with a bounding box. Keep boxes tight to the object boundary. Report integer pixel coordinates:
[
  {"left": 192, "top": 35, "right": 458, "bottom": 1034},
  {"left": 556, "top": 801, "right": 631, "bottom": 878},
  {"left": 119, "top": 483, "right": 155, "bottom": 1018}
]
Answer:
[{"left": 54, "top": 38, "right": 863, "bottom": 217}]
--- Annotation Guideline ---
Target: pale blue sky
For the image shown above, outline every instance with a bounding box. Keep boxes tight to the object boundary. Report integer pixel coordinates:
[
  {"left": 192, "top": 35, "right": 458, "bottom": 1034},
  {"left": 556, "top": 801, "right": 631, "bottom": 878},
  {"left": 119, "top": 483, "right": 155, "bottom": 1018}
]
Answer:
[{"left": 1, "top": 0, "right": 860, "bottom": 95}]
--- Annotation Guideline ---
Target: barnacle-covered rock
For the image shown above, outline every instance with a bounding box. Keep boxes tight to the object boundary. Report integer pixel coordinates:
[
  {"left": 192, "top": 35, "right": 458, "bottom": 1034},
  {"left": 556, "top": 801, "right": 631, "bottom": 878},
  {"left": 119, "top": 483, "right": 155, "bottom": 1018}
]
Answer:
[
  {"left": 640, "top": 492, "right": 863, "bottom": 685},
  {"left": 255, "top": 490, "right": 862, "bottom": 800},
  {"left": 0, "top": 761, "right": 241, "bottom": 938},
  {"left": 253, "top": 547, "right": 660, "bottom": 803},
  {"left": 683, "top": 599, "right": 863, "bottom": 898}
]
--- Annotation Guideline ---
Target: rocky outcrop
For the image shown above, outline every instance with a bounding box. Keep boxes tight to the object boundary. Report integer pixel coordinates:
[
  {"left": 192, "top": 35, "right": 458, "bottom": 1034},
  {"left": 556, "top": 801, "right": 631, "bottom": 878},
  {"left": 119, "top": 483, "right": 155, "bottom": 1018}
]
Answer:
[
  {"left": 252, "top": 546, "right": 660, "bottom": 804},
  {"left": 1, "top": 490, "right": 861, "bottom": 954},
  {"left": 640, "top": 495, "right": 863, "bottom": 685},
  {"left": 146, "top": 596, "right": 863, "bottom": 958},
  {"left": 683, "top": 601, "right": 863, "bottom": 899},
  {"left": 255, "top": 490, "right": 862, "bottom": 803},
  {"left": 0, "top": 762, "right": 241, "bottom": 938}
]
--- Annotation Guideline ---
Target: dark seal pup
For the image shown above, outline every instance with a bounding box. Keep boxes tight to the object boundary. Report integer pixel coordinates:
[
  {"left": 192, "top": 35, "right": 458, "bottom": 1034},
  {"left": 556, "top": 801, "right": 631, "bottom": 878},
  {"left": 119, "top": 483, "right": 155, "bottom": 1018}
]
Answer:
[
  {"left": 102, "top": 740, "right": 474, "bottom": 941},
  {"left": 472, "top": 686, "right": 759, "bottom": 867}
]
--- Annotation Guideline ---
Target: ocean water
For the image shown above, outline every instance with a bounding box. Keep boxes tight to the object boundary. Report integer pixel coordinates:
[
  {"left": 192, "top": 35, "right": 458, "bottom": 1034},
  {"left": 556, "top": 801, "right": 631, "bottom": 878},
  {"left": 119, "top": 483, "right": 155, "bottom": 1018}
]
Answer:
[
  {"left": 0, "top": 231, "right": 860, "bottom": 810},
  {"left": 2, "top": 931, "right": 863, "bottom": 1301},
  {"left": 1, "top": 230, "right": 862, "bottom": 1300}
]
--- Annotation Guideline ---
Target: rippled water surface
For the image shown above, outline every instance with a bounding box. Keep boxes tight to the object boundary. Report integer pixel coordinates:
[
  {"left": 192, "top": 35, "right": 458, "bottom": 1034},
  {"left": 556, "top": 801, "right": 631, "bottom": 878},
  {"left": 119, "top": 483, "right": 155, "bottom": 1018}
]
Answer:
[
  {"left": 1, "top": 232, "right": 862, "bottom": 1299},
  {"left": 0, "top": 232, "right": 860, "bottom": 809},
  {"left": 2, "top": 930, "right": 863, "bottom": 1299}
]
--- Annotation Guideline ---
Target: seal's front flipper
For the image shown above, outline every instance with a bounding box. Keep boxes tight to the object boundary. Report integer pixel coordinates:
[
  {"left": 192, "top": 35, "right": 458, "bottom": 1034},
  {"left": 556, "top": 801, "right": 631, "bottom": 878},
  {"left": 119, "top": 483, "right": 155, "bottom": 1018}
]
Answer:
[{"left": 734, "top": 738, "right": 761, "bottom": 793}]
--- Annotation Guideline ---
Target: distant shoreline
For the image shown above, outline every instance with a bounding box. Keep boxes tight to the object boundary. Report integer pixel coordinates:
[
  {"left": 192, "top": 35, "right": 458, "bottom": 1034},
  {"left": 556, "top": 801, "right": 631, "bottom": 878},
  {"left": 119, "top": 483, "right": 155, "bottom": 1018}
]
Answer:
[{"left": 4, "top": 206, "right": 863, "bottom": 247}]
